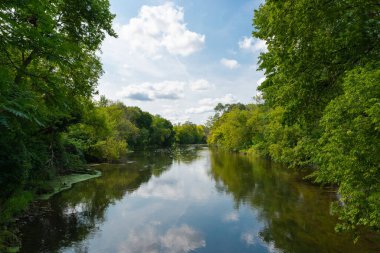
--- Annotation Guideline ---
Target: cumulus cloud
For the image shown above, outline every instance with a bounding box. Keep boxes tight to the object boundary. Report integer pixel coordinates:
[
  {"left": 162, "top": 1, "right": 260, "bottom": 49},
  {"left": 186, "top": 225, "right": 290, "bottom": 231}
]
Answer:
[
  {"left": 199, "top": 94, "right": 238, "bottom": 106},
  {"left": 165, "top": 113, "right": 191, "bottom": 124},
  {"left": 186, "top": 94, "right": 238, "bottom": 115},
  {"left": 185, "top": 106, "right": 214, "bottom": 114},
  {"left": 189, "top": 79, "right": 214, "bottom": 91},
  {"left": 117, "top": 3, "right": 205, "bottom": 57},
  {"left": 220, "top": 58, "right": 240, "bottom": 69},
  {"left": 239, "top": 36, "right": 267, "bottom": 53},
  {"left": 119, "top": 81, "right": 185, "bottom": 101}
]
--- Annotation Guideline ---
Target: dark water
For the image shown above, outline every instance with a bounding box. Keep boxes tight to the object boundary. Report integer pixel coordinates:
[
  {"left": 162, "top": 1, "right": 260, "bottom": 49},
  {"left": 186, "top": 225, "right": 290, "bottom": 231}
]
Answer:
[{"left": 19, "top": 147, "right": 379, "bottom": 253}]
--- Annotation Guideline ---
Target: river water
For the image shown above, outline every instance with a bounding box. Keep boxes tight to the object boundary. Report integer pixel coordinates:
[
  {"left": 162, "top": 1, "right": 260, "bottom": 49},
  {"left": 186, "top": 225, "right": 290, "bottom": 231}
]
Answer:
[{"left": 19, "top": 146, "right": 379, "bottom": 253}]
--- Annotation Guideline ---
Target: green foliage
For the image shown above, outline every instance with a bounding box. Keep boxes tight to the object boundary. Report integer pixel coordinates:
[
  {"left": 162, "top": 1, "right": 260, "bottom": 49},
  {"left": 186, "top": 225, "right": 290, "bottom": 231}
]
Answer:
[
  {"left": 0, "top": 1, "right": 179, "bottom": 250},
  {"left": 207, "top": 0, "right": 380, "bottom": 234},
  {"left": 0, "top": 230, "right": 21, "bottom": 253},
  {"left": 0, "top": 0, "right": 118, "bottom": 239},
  {"left": 0, "top": 0, "right": 116, "bottom": 197},
  {"left": 174, "top": 122, "right": 207, "bottom": 145},
  {"left": 254, "top": 0, "right": 379, "bottom": 128},
  {"left": 64, "top": 100, "right": 176, "bottom": 162},
  {"left": 208, "top": 107, "right": 252, "bottom": 151},
  {"left": 150, "top": 116, "right": 175, "bottom": 147},
  {"left": 91, "top": 137, "right": 127, "bottom": 162},
  {"left": 250, "top": 0, "right": 380, "bottom": 234},
  {"left": 313, "top": 65, "right": 380, "bottom": 232},
  {"left": 0, "top": 191, "right": 34, "bottom": 225}
]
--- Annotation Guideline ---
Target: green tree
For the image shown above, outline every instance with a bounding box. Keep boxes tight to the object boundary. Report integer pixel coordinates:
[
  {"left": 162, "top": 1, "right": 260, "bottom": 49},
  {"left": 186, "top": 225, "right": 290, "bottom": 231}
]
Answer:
[
  {"left": 0, "top": 0, "right": 115, "bottom": 202},
  {"left": 254, "top": 0, "right": 379, "bottom": 127},
  {"left": 252, "top": 0, "right": 380, "bottom": 233},
  {"left": 150, "top": 115, "right": 175, "bottom": 147},
  {"left": 313, "top": 65, "right": 380, "bottom": 233},
  {"left": 208, "top": 107, "right": 252, "bottom": 151},
  {"left": 174, "top": 122, "right": 207, "bottom": 145}
]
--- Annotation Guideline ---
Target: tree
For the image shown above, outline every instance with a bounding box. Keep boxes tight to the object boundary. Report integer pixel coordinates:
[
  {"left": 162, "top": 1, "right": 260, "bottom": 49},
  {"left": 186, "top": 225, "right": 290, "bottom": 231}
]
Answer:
[
  {"left": 0, "top": 0, "right": 116, "bottom": 196},
  {"left": 254, "top": 0, "right": 379, "bottom": 128},
  {"left": 174, "top": 122, "right": 207, "bottom": 145},
  {"left": 252, "top": 0, "right": 380, "bottom": 233},
  {"left": 150, "top": 116, "right": 175, "bottom": 147},
  {"left": 313, "top": 65, "right": 380, "bottom": 233},
  {"left": 208, "top": 108, "right": 252, "bottom": 151}
]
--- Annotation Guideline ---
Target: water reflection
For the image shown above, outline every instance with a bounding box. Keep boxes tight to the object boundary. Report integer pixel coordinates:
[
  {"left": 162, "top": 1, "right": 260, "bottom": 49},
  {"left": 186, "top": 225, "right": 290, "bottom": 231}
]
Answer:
[
  {"left": 222, "top": 211, "right": 239, "bottom": 222},
  {"left": 118, "top": 223, "right": 205, "bottom": 253},
  {"left": 19, "top": 147, "right": 379, "bottom": 253},
  {"left": 209, "top": 149, "right": 378, "bottom": 253},
  {"left": 20, "top": 148, "right": 202, "bottom": 253}
]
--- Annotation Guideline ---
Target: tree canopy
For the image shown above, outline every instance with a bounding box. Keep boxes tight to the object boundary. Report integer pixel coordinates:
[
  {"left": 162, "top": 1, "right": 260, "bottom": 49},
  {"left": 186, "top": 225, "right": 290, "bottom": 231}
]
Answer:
[{"left": 208, "top": 0, "right": 380, "bottom": 234}]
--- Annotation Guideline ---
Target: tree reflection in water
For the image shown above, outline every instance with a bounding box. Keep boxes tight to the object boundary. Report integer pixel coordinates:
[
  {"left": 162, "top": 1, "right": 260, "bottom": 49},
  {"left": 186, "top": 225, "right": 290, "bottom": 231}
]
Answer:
[
  {"left": 19, "top": 147, "right": 379, "bottom": 253},
  {"left": 209, "top": 149, "right": 378, "bottom": 253},
  {"left": 20, "top": 147, "right": 203, "bottom": 253}
]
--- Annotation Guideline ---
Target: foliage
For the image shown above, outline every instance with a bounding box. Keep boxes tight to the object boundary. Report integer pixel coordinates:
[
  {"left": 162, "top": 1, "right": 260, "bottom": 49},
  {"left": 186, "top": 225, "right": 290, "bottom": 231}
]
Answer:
[
  {"left": 207, "top": 0, "right": 380, "bottom": 234},
  {"left": 313, "top": 65, "right": 380, "bottom": 233},
  {"left": 0, "top": 0, "right": 116, "bottom": 200},
  {"left": 65, "top": 99, "right": 176, "bottom": 161},
  {"left": 174, "top": 122, "right": 207, "bottom": 144},
  {"left": 208, "top": 0, "right": 380, "bottom": 234},
  {"left": 0, "top": 1, "right": 176, "bottom": 246},
  {"left": 208, "top": 107, "right": 252, "bottom": 151},
  {"left": 251, "top": 0, "right": 380, "bottom": 233},
  {"left": 150, "top": 116, "right": 175, "bottom": 147},
  {"left": 209, "top": 149, "right": 377, "bottom": 252},
  {"left": 254, "top": 0, "right": 379, "bottom": 128}
]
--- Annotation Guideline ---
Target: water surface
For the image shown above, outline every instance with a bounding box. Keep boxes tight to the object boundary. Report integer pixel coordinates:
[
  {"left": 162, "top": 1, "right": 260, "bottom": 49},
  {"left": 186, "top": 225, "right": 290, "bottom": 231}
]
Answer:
[{"left": 20, "top": 147, "right": 379, "bottom": 252}]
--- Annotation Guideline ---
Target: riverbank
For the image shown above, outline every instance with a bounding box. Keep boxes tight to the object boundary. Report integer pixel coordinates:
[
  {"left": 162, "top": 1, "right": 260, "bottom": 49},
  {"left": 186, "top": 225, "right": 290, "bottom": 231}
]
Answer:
[
  {"left": 38, "top": 170, "right": 101, "bottom": 200},
  {"left": 0, "top": 169, "right": 101, "bottom": 252},
  {"left": 16, "top": 147, "right": 380, "bottom": 253}
]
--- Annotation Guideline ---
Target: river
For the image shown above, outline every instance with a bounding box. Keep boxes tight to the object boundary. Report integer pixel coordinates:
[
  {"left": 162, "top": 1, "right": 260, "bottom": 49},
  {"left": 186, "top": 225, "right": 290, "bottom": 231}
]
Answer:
[{"left": 19, "top": 146, "right": 379, "bottom": 252}]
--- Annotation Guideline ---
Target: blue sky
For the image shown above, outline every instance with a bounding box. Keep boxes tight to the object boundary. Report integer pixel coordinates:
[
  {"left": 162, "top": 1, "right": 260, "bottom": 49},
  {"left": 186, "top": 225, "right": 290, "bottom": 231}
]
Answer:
[{"left": 98, "top": 0, "right": 265, "bottom": 124}]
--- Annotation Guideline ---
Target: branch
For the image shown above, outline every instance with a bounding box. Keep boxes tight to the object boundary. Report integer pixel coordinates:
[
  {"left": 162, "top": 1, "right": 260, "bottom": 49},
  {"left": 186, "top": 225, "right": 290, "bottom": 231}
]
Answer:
[{"left": 15, "top": 50, "right": 36, "bottom": 85}]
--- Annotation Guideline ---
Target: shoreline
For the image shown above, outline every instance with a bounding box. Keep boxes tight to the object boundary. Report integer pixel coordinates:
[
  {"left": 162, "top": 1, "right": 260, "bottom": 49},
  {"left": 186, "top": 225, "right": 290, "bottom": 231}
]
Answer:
[{"left": 38, "top": 170, "right": 102, "bottom": 200}]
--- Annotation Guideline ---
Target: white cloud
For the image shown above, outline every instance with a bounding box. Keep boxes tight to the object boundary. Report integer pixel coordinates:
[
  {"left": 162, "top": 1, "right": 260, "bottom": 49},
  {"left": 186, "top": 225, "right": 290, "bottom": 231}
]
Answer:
[
  {"left": 119, "top": 81, "right": 185, "bottom": 101},
  {"left": 186, "top": 94, "right": 238, "bottom": 115},
  {"left": 199, "top": 94, "right": 238, "bottom": 106},
  {"left": 185, "top": 106, "right": 214, "bottom": 114},
  {"left": 117, "top": 3, "right": 205, "bottom": 57},
  {"left": 220, "top": 58, "right": 240, "bottom": 69},
  {"left": 98, "top": 3, "right": 262, "bottom": 125},
  {"left": 166, "top": 113, "right": 191, "bottom": 124},
  {"left": 189, "top": 79, "right": 214, "bottom": 91},
  {"left": 239, "top": 36, "right": 267, "bottom": 53}
]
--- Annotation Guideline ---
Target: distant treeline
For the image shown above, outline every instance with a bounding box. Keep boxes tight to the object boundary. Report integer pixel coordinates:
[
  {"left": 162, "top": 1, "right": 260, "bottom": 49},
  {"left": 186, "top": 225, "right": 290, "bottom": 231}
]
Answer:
[
  {"left": 208, "top": 0, "right": 380, "bottom": 235},
  {"left": 174, "top": 122, "right": 207, "bottom": 145},
  {"left": 65, "top": 96, "right": 207, "bottom": 164}
]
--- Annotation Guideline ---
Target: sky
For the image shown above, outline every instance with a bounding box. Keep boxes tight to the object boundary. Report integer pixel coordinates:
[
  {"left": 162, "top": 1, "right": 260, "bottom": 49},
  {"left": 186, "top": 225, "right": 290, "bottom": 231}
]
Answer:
[{"left": 98, "top": 0, "right": 266, "bottom": 124}]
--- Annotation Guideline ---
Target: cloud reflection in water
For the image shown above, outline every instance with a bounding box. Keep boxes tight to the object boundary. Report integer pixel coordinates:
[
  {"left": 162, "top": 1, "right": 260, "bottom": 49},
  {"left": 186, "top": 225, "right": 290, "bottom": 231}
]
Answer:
[{"left": 118, "top": 224, "right": 205, "bottom": 253}]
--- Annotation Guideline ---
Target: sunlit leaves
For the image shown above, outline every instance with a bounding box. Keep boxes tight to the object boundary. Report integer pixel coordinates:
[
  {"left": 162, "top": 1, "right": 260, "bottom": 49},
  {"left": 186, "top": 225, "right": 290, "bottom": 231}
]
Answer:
[{"left": 315, "top": 65, "right": 380, "bottom": 232}]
